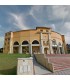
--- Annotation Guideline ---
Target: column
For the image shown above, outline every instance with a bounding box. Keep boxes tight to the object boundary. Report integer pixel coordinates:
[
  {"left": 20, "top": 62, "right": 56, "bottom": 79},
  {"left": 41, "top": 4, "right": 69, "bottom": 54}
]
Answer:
[
  {"left": 9, "top": 32, "right": 13, "bottom": 54},
  {"left": 48, "top": 32, "right": 53, "bottom": 54},
  {"left": 19, "top": 45, "right": 22, "bottom": 54},
  {"left": 29, "top": 44, "right": 32, "bottom": 56},
  {"left": 62, "top": 44, "right": 65, "bottom": 54},
  {"left": 10, "top": 45, "right": 13, "bottom": 54},
  {"left": 57, "top": 45, "right": 60, "bottom": 54},
  {"left": 40, "top": 32, "right": 44, "bottom": 54}
]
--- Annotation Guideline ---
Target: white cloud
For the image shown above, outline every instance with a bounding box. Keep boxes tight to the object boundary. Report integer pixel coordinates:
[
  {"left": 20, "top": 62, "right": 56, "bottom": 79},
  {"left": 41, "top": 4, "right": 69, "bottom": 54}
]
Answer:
[
  {"left": 29, "top": 6, "right": 45, "bottom": 23},
  {"left": 29, "top": 6, "right": 70, "bottom": 22},
  {"left": 65, "top": 32, "right": 70, "bottom": 44},
  {"left": 50, "top": 24, "right": 56, "bottom": 30},
  {"left": 50, "top": 6, "right": 69, "bottom": 20},
  {"left": 0, "top": 36, "right": 4, "bottom": 48},
  {"left": 63, "top": 22, "right": 70, "bottom": 30},
  {"left": 9, "top": 13, "right": 29, "bottom": 30}
]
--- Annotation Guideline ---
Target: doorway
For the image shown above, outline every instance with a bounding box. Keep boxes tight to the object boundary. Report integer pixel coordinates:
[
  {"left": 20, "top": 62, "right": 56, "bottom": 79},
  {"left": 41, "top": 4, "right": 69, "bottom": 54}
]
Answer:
[
  {"left": 32, "top": 46, "right": 40, "bottom": 54},
  {"left": 52, "top": 47, "right": 57, "bottom": 54},
  {"left": 44, "top": 48, "right": 48, "bottom": 54}
]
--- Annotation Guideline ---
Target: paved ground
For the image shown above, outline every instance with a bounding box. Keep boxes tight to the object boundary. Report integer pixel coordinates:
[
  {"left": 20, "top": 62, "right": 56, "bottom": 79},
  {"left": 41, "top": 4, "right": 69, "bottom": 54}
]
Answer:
[
  {"left": 33, "top": 56, "right": 70, "bottom": 75},
  {"left": 33, "top": 56, "right": 51, "bottom": 75},
  {"left": 47, "top": 69, "right": 70, "bottom": 75}
]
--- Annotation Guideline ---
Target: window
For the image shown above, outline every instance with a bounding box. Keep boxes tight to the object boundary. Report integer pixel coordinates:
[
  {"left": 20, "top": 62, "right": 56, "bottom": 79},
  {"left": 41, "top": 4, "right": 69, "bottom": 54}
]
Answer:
[
  {"left": 58, "top": 42, "right": 61, "bottom": 46},
  {"left": 32, "top": 40, "right": 39, "bottom": 44},
  {"left": 8, "top": 38, "right": 10, "bottom": 41},
  {"left": 52, "top": 39, "right": 57, "bottom": 45},
  {"left": 14, "top": 41, "right": 19, "bottom": 45},
  {"left": 22, "top": 41, "right": 29, "bottom": 45},
  {"left": 40, "top": 30, "right": 43, "bottom": 32}
]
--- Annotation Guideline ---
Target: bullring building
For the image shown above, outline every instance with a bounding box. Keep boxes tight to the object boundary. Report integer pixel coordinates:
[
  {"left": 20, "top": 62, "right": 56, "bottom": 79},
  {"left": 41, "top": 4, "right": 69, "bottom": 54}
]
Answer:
[{"left": 3, "top": 27, "right": 67, "bottom": 54}]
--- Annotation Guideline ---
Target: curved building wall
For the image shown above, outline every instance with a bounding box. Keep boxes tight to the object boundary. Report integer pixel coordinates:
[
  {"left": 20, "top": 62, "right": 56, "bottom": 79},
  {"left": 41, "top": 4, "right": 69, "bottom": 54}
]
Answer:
[
  {"left": 3, "top": 27, "right": 67, "bottom": 54},
  {"left": 51, "top": 31, "right": 63, "bottom": 44}
]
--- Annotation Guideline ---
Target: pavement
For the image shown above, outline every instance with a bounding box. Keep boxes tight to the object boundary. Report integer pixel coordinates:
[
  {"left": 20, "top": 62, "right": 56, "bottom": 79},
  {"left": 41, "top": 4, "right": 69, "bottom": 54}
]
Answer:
[
  {"left": 33, "top": 56, "right": 52, "bottom": 75},
  {"left": 33, "top": 56, "right": 70, "bottom": 75},
  {"left": 47, "top": 69, "right": 70, "bottom": 75}
]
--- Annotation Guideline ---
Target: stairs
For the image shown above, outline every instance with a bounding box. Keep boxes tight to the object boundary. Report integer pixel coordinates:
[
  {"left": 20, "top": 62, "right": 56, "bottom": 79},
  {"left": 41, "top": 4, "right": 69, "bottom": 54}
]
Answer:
[
  {"left": 47, "top": 54, "right": 70, "bottom": 72},
  {"left": 33, "top": 55, "right": 52, "bottom": 75}
]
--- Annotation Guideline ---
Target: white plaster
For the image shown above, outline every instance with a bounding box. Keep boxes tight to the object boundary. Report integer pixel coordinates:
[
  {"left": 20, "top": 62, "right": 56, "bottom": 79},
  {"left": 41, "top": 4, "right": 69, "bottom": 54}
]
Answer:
[
  {"left": 29, "top": 44, "right": 32, "bottom": 56},
  {"left": 19, "top": 45, "right": 22, "bottom": 54},
  {"left": 48, "top": 32, "right": 53, "bottom": 54}
]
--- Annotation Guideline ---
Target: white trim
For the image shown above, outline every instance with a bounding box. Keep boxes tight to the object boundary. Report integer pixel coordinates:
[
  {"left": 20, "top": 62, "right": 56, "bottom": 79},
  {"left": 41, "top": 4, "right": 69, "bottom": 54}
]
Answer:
[
  {"left": 52, "top": 45, "right": 57, "bottom": 47},
  {"left": 22, "top": 44, "right": 29, "bottom": 46},
  {"left": 44, "top": 46, "right": 49, "bottom": 48},
  {"left": 32, "top": 44, "right": 40, "bottom": 46},
  {"left": 59, "top": 46, "right": 62, "bottom": 47},
  {"left": 13, "top": 45, "right": 19, "bottom": 47}
]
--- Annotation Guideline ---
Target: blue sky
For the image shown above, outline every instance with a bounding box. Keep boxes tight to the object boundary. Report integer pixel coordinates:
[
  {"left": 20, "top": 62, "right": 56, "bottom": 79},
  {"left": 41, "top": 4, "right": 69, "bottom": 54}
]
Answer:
[{"left": 0, "top": 5, "right": 70, "bottom": 48}]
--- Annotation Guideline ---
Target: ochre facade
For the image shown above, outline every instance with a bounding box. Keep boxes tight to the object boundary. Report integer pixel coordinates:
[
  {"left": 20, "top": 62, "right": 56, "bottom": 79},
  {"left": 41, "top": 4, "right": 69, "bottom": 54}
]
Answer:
[{"left": 3, "top": 27, "right": 67, "bottom": 55}]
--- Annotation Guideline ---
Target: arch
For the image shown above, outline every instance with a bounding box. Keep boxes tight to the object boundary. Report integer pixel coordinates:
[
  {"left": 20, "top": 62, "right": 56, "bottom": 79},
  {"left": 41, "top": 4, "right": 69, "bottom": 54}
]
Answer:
[
  {"left": 14, "top": 41, "right": 19, "bottom": 45},
  {"left": 22, "top": 40, "right": 29, "bottom": 45},
  {"left": 32, "top": 40, "right": 39, "bottom": 44},
  {"left": 52, "top": 39, "right": 57, "bottom": 45}
]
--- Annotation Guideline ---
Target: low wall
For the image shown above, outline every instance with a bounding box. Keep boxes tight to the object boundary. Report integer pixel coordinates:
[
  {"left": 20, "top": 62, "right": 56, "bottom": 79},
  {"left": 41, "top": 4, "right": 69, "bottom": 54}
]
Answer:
[
  {"left": 17, "top": 57, "right": 34, "bottom": 75},
  {"left": 35, "top": 54, "right": 54, "bottom": 72}
]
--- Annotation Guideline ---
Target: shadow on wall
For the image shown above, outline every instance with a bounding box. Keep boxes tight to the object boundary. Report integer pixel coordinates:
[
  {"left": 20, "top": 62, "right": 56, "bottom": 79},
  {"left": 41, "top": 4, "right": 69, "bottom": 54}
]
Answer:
[{"left": 0, "top": 66, "right": 17, "bottom": 75}]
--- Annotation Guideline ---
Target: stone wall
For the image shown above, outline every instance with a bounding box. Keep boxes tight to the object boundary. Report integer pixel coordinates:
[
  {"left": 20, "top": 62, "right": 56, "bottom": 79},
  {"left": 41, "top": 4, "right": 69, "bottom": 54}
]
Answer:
[
  {"left": 17, "top": 57, "right": 34, "bottom": 75},
  {"left": 35, "top": 54, "right": 54, "bottom": 72}
]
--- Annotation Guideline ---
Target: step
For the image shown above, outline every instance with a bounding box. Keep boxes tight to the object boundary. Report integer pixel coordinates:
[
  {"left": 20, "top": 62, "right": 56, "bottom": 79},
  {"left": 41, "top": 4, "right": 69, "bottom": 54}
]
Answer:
[
  {"left": 54, "top": 67, "right": 70, "bottom": 71},
  {"left": 53, "top": 65, "right": 70, "bottom": 70}
]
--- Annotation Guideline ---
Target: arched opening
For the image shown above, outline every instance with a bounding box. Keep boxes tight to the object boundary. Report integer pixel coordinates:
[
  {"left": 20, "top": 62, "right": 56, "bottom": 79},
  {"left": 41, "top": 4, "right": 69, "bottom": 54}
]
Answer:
[
  {"left": 44, "top": 48, "right": 48, "bottom": 55},
  {"left": 22, "top": 41, "right": 29, "bottom": 53},
  {"left": 52, "top": 39, "right": 57, "bottom": 54},
  {"left": 58, "top": 42, "right": 63, "bottom": 54},
  {"left": 14, "top": 41, "right": 19, "bottom": 45},
  {"left": 52, "top": 39, "right": 57, "bottom": 45},
  {"left": 22, "top": 41, "right": 29, "bottom": 45},
  {"left": 32, "top": 40, "right": 40, "bottom": 54},
  {"left": 58, "top": 42, "right": 61, "bottom": 46},
  {"left": 13, "top": 41, "right": 19, "bottom": 53},
  {"left": 32, "top": 40, "right": 39, "bottom": 44}
]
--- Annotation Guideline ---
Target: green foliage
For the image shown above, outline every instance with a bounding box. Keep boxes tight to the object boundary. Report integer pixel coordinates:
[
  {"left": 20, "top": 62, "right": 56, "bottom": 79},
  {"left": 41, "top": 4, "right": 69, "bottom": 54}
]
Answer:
[{"left": 0, "top": 54, "right": 31, "bottom": 75}]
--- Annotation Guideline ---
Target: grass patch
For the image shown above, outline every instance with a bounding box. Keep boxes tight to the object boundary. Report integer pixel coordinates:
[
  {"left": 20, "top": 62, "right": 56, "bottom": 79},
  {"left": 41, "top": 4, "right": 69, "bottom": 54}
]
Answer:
[{"left": 0, "top": 54, "right": 31, "bottom": 75}]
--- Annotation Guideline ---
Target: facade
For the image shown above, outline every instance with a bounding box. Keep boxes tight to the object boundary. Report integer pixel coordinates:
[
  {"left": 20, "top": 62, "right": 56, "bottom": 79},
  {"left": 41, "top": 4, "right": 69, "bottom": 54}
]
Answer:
[{"left": 3, "top": 27, "right": 67, "bottom": 55}]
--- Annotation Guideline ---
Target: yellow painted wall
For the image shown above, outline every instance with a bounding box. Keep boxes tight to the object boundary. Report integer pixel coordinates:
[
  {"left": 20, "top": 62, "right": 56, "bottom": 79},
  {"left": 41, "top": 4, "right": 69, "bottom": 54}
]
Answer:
[
  {"left": 51, "top": 31, "right": 63, "bottom": 44},
  {"left": 3, "top": 27, "right": 67, "bottom": 53}
]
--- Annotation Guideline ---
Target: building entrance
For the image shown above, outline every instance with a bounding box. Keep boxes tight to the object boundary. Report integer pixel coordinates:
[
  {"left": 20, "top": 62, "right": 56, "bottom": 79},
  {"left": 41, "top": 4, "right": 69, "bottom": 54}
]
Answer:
[
  {"left": 13, "top": 47, "right": 19, "bottom": 53},
  {"left": 32, "top": 46, "right": 40, "bottom": 54},
  {"left": 44, "top": 48, "right": 48, "bottom": 54},
  {"left": 52, "top": 47, "right": 57, "bottom": 54}
]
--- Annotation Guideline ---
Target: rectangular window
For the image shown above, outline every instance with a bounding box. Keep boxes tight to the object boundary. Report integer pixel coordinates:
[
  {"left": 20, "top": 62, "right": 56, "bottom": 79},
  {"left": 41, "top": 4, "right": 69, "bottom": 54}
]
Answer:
[{"left": 40, "top": 30, "right": 43, "bottom": 32}]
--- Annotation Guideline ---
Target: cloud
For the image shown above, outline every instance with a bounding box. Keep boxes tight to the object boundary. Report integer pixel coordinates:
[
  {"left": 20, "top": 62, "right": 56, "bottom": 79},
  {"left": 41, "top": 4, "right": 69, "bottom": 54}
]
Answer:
[
  {"left": 0, "top": 36, "right": 4, "bottom": 48},
  {"left": 29, "top": 6, "right": 44, "bottom": 23},
  {"left": 63, "top": 22, "right": 70, "bottom": 30},
  {"left": 29, "top": 6, "right": 70, "bottom": 22},
  {"left": 50, "top": 24, "right": 56, "bottom": 30},
  {"left": 9, "top": 13, "right": 29, "bottom": 30},
  {"left": 48, "top": 6, "right": 69, "bottom": 20},
  {"left": 65, "top": 32, "right": 70, "bottom": 44}
]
